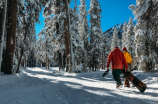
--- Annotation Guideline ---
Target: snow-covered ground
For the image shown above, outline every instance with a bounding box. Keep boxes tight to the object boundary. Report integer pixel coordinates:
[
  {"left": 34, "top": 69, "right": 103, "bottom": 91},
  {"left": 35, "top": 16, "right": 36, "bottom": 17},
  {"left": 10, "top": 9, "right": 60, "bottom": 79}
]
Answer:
[{"left": 0, "top": 67, "right": 158, "bottom": 104}]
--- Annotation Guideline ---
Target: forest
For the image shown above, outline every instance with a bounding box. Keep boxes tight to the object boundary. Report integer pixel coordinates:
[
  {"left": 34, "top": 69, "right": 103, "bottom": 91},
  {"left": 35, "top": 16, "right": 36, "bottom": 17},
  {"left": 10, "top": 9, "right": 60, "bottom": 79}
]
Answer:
[
  {"left": 0, "top": 0, "right": 158, "bottom": 104},
  {"left": 0, "top": 0, "right": 158, "bottom": 74}
]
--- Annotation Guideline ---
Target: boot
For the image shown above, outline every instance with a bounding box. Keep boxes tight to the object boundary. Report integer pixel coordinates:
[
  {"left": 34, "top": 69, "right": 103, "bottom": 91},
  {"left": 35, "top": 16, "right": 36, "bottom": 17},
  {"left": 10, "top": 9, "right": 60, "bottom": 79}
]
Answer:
[{"left": 124, "top": 78, "right": 130, "bottom": 88}]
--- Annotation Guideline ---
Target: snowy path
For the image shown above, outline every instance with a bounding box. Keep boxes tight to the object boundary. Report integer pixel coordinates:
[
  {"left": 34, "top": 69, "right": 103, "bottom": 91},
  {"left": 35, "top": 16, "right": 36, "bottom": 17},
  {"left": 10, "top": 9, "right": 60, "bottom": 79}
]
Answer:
[{"left": 0, "top": 67, "right": 158, "bottom": 104}]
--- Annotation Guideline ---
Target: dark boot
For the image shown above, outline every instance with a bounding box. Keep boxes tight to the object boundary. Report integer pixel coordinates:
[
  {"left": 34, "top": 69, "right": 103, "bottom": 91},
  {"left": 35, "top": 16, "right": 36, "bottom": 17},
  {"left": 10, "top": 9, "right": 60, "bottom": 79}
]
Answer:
[{"left": 124, "top": 78, "right": 130, "bottom": 87}]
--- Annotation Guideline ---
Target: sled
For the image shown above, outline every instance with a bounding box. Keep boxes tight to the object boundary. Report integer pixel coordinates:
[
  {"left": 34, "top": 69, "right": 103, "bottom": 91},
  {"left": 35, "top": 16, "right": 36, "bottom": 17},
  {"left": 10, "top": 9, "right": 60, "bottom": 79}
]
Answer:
[{"left": 123, "top": 71, "right": 147, "bottom": 92}]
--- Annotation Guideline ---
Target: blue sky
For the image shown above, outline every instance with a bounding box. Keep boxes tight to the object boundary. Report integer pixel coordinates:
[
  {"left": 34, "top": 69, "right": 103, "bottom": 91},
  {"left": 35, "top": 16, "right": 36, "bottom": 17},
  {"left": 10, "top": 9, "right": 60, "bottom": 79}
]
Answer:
[{"left": 35, "top": 0, "right": 136, "bottom": 36}]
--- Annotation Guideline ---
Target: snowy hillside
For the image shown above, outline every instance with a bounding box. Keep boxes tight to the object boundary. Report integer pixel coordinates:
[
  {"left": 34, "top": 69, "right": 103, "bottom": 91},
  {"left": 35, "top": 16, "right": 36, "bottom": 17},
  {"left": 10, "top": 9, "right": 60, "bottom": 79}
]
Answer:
[
  {"left": 102, "top": 24, "right": 124, "bottom": 55},
  {"left": 103, "top": 24, "right": 123, "bottom": 39},
  {"left": 0, "top": 67, "right": 158, "bottom": 104}
]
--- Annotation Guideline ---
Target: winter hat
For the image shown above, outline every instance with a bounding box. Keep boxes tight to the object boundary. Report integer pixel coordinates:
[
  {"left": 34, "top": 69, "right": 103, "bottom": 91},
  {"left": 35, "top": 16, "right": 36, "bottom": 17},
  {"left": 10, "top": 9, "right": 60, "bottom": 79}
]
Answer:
[{"left": 122, "top": 47, "right": 127, "bottom": 50}]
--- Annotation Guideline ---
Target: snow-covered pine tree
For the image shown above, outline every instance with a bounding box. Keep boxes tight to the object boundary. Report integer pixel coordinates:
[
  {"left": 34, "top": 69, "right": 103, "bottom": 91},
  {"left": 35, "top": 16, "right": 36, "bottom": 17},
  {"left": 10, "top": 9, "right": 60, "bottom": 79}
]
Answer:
[
  {"left": 0, "top": 0, "right": 50, "bottom": 74},
  {"left": 129, "top": 0, "right": 158, "bottom": 71},
  {"left": 43, "top": 0, "right": 66, "bottom": 71},
  {"left": 151, "top": 1, "right": 158, "bottom": 70},
  {"left": 122, "top": 21, "right": 127, "bottom": 48},
  {"left": 22, "top": 0, "right": 49, "bottom": 68},
  {"left": 35, "top": 34, "right": 44, "bottom": 68},
  {"left": 101, "top": 31, "right": 107, "bottom": 70},
  {"left": 41, "top": 29, "right": 54, "bottom": 70},
  {"left": 16, "top": 0, "right": 47, "bottom": 73},
  {"left": 89, "top": 0, "right": 102, "bottom": 71},
  {"left": 126, "top": 17, "right": 135, "bottom": 57},
  {"left": 79, "top": 0, "right": 89, "bottom": 43},
  {"left": 79, "top": 0, "right": 89, "bottom": 71},
  {"left": 102, "top": 34, "right": 111, "bottom": 65},
  {"left": 111, "top": 27, "right": 120, "bottom": 50},
  {"left": 69, "top": 8, "right": 84, "bottom": 72},
  {"left": 43, "top": 0, "right": 84, "bottom": 72}
]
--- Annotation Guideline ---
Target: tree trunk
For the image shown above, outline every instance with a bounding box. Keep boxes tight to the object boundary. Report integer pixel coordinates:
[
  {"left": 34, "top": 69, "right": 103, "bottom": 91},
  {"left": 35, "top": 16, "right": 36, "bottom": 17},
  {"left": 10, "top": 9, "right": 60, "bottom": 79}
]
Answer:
[
  {"left": 30, "top": 59, "right": 32, "bottom": 67},
  {"left": 64, "top": 0, "right": 71, "bottom": 72},
  {"left": 40, "top": 61, "right": 42, "bottom": 68},
  {"left": 34, "top": 59, "right": 36, "bottom": 67},
  {"left": 103, "top": 51, "right": 105, "bottom": 70},
  {"left": 1, "top": 49, "right": 6, "bottom": 72},
  {"left": 92, "top": 55, "right": 94, "bottom": 71},
  {"left": 27, "top": 60, "right": 29, "bottom": 67},
  {"left": 146, "top": 62, "right": 150, "bottom": 72},
  {"left": 24, "top": 59, "right": 26, "bottom": 67},
  {"left": 26, "top": 58, "right": 27, "bottom": 67},
  {"left": 95, "top": 61, "right": 97, "bottom": 71},
  {"left": 48, "top": 59, "right": 49, "bottom": 70},
  {"left": 64, "top": 52, "right": 66, "bottom": 68},
  {"left": 16, "top": 49, "right": 23, "bottom": 73},
  {"left": 0, "top": 0, "right": 7, "bottom": 74},
  {"left": 61, "top": 52, "right": 64, "bottom": 71},
  {"left": 59, "top": 50, "right": 62, "bottom": 71},
  {"left": 4, "top": 0, "right": 17, "bottom": 74},
  {"left": 64, "top": 20, "right": 70, "bottom": 72},
  {"left": 46, "top": 54, "right": 47, "bottom": 70},
  {"left": 101, "top": 51, "right": 103, "bottom": 70}
]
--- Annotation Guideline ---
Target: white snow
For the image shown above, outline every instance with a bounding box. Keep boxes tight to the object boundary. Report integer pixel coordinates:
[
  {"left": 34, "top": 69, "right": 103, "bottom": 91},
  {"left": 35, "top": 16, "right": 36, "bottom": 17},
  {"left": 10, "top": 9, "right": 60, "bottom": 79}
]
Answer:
[{"left": 0, "top": 67, "right": 158, "bottom": 104}]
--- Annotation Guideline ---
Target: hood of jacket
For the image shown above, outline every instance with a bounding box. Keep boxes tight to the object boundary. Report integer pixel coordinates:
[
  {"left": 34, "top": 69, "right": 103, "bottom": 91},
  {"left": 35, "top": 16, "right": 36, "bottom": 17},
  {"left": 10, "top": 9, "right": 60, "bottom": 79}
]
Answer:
[{"left": 113, "top": 47, "right": 121, "bottom": 52}]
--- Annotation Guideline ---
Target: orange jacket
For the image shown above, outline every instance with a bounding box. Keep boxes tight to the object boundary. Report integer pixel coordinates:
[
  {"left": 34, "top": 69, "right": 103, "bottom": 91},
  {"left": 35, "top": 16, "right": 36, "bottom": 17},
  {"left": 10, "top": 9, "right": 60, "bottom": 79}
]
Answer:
[
  {"left": 106, "top": 47, "right": 128, "bottom": 70},
  {"left": 123, "top": 52, "right": 132, "bottom": 63}
]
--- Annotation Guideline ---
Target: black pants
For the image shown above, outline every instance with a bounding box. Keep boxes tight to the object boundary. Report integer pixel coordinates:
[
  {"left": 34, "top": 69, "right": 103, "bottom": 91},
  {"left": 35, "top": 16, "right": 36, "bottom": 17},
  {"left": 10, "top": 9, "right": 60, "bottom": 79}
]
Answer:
[{"left": 112, "top": 69, "right": 122, "bottom": 85}]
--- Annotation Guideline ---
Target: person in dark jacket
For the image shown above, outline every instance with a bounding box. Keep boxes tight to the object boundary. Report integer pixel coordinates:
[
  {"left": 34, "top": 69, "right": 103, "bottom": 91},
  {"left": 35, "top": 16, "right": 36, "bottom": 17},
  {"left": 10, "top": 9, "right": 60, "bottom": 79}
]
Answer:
[{"left": 103, "top": 47, "right": 128, "bottom": 88}]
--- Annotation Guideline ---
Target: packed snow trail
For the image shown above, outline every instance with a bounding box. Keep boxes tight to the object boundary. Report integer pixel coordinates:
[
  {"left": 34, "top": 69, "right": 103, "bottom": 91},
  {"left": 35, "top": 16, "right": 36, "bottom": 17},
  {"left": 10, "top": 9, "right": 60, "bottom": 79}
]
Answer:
[{"left": 0, "top": 67, "right": 158, "bottom": 104}]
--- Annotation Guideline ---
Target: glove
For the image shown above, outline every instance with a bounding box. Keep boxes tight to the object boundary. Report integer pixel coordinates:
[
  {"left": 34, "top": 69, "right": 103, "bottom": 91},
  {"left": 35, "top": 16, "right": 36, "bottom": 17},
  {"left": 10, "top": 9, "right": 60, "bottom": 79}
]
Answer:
[
  {"left": 102, "top": 69, "right": 109, "bottom": 77},
  {"left": 124, "top": 69, "right": 130, "bottom": 77}
]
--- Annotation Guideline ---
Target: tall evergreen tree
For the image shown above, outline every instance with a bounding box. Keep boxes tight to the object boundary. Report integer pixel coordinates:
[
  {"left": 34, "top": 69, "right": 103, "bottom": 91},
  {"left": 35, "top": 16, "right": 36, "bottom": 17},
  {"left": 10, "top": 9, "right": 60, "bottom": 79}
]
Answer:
[
  {"left": 43, "top": 0, "right": 67, "bottom": 71},
  {"left": 126, "top": 17, "right": 135, "bottom": 57},
  {"left": 122, "top": 21, "right": 127, "bottom": 48},
  {"left": 37, "top": 29, "right": 54, "bottom": 70},
  {"left": 89, "top": 0, "right": 102, "bottom": 71},
  {"left": 79, "top": 0, "right": 89, "bottom": 71},
  {"left": 129, "top": 0, "right": 158, "bottom": 71},
  {"left": 35, "top": 34, "right": 44, "bottom": 68},
  {"left": 42, "top": 0, "right": 84, "bottom": 72},
  {"left": 16, "top": 0, "right": 48, "bottom": 73},
  {"left": 111, "top": 27, "right": 120, "bottom": 50}
]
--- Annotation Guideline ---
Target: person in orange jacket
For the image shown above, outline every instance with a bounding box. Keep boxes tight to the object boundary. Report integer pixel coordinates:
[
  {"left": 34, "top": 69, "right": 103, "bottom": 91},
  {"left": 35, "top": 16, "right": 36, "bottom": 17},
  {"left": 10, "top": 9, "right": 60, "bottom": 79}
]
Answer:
[
  {"left": 122, "top": 47, "right": 132, "bottom": 88},
  {"left": 102, "top": 47, "right": 128, "bottom": 88}
]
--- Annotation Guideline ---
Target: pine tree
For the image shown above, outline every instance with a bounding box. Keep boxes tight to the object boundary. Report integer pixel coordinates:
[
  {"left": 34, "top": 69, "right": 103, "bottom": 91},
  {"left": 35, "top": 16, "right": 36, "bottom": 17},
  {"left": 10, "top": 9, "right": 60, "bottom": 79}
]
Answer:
[
  {"left": 122, "top": 21, "right": 127, "bottom": 48},
  {"left": 89, "top": 0, "right": 102, "bottom": 71},
  {"left": 35, "top": 34, "right": 44, "bottom": 68},
  {"left": 79, "top": 0, "right": 89, "bottom": 71},
  {"left": 43, "top": 0, "right": 66, "bottom": 71},
  {"left": 111, "top": 27, "right": 120, "bottom": 50},
  {"left": 16, "top": 0, "right": 48, "bottom": 73},
  {"left": 129, "top": 0, "right": 158, "bottom": 71},
  {"left": 42, "top": 0, "right": 84, "bottom": 72},
  {"left": 126, "top": 17, "right": 135, "bottom": 57},
  {"left": 42, "top": 30, "right": 54, "bottom": 70},
  {"left": 69, "top": 8, "right": 84, "bottom": 72}
]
